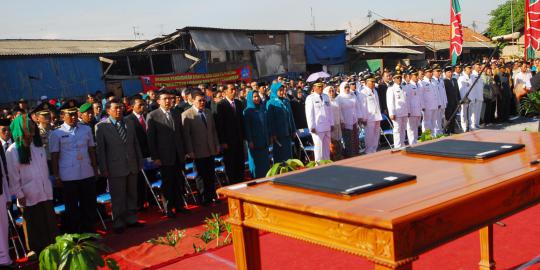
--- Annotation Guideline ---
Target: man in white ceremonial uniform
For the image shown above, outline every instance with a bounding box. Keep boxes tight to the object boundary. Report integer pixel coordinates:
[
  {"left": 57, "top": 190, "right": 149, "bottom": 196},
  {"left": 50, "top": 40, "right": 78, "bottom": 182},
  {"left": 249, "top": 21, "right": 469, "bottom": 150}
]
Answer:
[
  {"left": 458, "top": 64, "right": 473, "bottom": 131},
  {"left": 432, "top": 66, "right": 448, "bottom": 136},
  {"left": 305, "top": 82, "right": 334, "bottom": 161},
  {"left": 357, "top": 77, "right": 382, "bottom": 154},
  {"left": 0, "top": 138, "right": 12, "bottom": 268},
  {"left": 469, "top": 63, "right": 484, "bottom": 130},
  {"left": 404, "top": 70, "right": 424, "bottom": 145},
  {"left": 421, "top": 68, "right": 441, "bottom": 134},
  {"left": 386, "top": 73, "right": 409, "bottom": 148}
]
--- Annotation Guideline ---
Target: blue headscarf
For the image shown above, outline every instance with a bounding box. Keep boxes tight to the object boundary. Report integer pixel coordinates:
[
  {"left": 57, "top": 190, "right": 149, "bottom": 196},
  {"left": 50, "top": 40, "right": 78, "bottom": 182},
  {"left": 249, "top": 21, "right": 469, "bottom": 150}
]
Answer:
[
  {"left": 266, "top": 82, "right": 288, "bottom": 111},
  {"left": 245, "top": 90, "right": 261, "bottom": 109},
  {"left": 269, "top": 82, "right": 283, "bottom": 100}
]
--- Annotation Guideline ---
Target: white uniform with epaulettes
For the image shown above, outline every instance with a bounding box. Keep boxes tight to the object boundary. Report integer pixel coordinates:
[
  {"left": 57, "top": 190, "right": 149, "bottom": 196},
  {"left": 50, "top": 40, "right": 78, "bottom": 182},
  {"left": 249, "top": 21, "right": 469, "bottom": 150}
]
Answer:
[
  {"left": 421, "top": 77, "right": 440, "bottom": 135},
  {"left": 404, "top": 81, "right": 424, "bottom": 145},
  {"left": 305, "top": 92, "right": 334, "bottom": 161},
  {"left": 357, "top": 86, "right": 382, "bottom": 154},
  {"left": 386, "top": 83, "right": 409, "bottom": 148}
]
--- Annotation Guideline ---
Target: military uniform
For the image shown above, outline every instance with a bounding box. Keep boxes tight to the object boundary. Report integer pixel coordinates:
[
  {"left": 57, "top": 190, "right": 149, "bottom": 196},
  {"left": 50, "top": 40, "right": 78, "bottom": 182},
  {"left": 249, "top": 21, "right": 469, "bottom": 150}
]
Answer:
[
  {"left": 31, "top": 102, "right": 53, "bottom": 162},
  {"left": 386, "top": 74, "right": 408, "bottom": 148},
  {"left": 469, "top": 69, "right": 484, "bottom": 129},
  {"left": 421, "top": 72, "right": 441, "bottom": 135},
  {"left": 404, "top": 76, "right": 424, "bottom": 145},
  {"left": 49, "top": 102, "right": 97, "bottom": 233},
  {"left": 432, "top": 69, "right": 448, "bottom": 136},
  {"left": 458, "top": 66, "right": 474, "bottom": 131},
  {"left": 305, "top": 83, "right": 334, "bottom": 161},
  {"left": 357, "top": 78, "right": 382, "bottom": 154}
]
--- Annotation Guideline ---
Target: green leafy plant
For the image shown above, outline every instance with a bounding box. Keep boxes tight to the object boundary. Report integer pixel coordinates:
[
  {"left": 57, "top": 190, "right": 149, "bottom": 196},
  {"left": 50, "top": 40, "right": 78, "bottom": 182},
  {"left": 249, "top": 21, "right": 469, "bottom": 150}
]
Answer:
[
  {"left": 147, "top": 228, "right": 186, "bottom": 255},
  {"left": 418, "top": 129, "right": 447, "bottom": 143},
  {"left": 39, "top": 233, "right": 119, "bottom": 270},
  {"left": 305, "top": 160, "right": 333, "bottom": 168},
  {"left": 266, "top": 159, "right": 305, "bottom": 177},
  {"left": 520, "top": 91, "right": 540, "bottom": 116},
  {"left": 267, "top": 159, "right": 333, "bottom": 176},
  {"left": 198, "top": 213, "right": 232, "bottom": 248},
  {"left": 192, "top": 243, "right": 206, "bottom": 253}
]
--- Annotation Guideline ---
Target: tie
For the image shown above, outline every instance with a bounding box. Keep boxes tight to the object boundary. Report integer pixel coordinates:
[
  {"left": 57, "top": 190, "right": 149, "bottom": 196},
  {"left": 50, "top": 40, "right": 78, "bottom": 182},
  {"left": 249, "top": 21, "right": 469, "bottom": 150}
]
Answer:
[
  {"left": 139, "top": 115, "right": 146, "bottom": 130},
  {"left": 230, "top": 101, "right": 236, "bottom": 112},
  {"left": 165, "top": 111, "right": 174, "bottom": 130},
  {"left": 115, "top": 121, "right": 127, "bottom": 143},
  {"left": 199, "top": 110, "right": 207, "bottom": 127}
]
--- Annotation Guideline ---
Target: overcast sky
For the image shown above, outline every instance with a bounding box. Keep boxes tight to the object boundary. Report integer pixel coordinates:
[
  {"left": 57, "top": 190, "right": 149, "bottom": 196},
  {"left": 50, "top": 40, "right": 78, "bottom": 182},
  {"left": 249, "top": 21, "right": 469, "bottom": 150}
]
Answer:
[{"left": 1, "top": 0, "right": 510, "bottom": 40}]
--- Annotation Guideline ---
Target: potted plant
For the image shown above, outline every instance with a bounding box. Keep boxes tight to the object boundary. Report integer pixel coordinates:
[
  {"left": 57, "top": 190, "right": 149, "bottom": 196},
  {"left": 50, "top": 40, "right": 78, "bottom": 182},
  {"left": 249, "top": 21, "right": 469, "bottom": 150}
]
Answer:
[
  {"left": 266, "top": 159, "right": 332, "bottom": 177},
  {"left": 39, "top": 233, "right": 118, "bottom": 270},
  {"left": 519, "top": 91, "right": 540, "bottom": 131}
]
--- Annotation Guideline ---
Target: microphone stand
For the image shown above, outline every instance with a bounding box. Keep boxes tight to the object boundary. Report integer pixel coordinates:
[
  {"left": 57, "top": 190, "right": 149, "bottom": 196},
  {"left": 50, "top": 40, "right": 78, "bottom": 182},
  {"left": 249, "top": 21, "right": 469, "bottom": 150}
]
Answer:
[{"left": 443, "top": 42, "right": 501, "bottom": 133}]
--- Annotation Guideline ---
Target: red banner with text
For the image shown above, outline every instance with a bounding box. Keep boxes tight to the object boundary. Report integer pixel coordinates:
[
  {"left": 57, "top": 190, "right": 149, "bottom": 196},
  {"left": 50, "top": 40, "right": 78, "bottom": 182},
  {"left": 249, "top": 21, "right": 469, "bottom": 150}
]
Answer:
[{"left": 140, "top": 66, "right": 252, "bottom": 92}]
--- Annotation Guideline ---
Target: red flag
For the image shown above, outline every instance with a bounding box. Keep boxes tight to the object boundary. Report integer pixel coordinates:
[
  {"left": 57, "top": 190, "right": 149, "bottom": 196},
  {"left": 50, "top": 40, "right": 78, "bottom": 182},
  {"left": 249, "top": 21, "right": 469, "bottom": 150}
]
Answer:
[
  {"left": 450, "top": 0, "right": 463, "bottom": 65},
  {"left": 525, "top": 0, "right": 540, "bottom": 60}
]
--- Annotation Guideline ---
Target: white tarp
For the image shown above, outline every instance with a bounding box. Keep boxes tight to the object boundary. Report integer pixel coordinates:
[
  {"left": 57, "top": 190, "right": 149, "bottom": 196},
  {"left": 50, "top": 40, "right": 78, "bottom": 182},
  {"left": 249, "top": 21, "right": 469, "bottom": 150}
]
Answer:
[
  {"left": 190, "top": 30, "right": 258, "bottom": 51},
  {"left": 255, "top": 44, "right": 286, "bottom": 77}
]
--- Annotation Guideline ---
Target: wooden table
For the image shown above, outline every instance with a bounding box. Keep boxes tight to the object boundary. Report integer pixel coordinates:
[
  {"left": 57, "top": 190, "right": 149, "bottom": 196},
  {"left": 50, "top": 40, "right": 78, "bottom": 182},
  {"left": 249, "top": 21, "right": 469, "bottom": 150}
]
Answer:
[{"left": 217, "top": 130, "right": 540, "bottom": 270}]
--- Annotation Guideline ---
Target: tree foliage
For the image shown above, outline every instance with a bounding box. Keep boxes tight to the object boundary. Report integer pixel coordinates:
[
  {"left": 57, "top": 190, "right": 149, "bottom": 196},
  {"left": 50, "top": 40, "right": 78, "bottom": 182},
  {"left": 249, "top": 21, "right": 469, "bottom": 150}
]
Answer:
[{"left": 486, "top": 0, "right": 525, "bottom": 38}]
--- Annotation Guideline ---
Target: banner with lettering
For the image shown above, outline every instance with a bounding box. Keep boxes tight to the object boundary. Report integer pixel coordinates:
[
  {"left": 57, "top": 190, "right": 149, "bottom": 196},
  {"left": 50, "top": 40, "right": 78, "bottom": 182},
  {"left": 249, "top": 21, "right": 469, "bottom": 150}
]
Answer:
[{"left": 140, "top": 66, "right": 252, "bottom": 91}]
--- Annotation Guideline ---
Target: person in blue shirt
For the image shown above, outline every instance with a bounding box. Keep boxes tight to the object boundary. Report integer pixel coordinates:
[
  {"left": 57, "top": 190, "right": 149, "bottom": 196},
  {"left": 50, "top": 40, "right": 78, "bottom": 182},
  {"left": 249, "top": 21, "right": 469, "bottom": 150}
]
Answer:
[
  {"left": 243, "top": 90, "right": 270, "bottom": 179},
  {"left": 266, "top": 83, "right": 296, "bottom": 163}
]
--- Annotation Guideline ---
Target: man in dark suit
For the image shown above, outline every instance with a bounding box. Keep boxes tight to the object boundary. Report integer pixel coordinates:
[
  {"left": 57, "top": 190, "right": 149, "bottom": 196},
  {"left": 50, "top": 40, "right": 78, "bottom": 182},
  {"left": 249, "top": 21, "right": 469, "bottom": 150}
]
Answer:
[
  {"left": 215, "top": 84, "right": 245, "bottom": 184},
  {"left": 377, "top": 71, "right": 392, "bottom": 130},
  {"left": 95, "top": 98, "right": 143, "bottom": 233},
  {"left": 124, "top": 95, "right": 150, "bottom": 210},
  {"left": 443, "top": 66, "right": 462, "bottom": 134},
  {"left": 147, "top": 90, "right": 189, "bottom": 217},
  {"left": 182, "top": 90, "right": 221, "bottom": 205}
]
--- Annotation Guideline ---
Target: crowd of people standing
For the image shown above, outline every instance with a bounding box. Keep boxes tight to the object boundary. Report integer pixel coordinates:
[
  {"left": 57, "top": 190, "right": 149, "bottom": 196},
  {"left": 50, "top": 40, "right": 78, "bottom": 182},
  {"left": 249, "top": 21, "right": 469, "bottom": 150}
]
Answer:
[{"left": 0, "top": 56, "right": 536, "bottom": 268}]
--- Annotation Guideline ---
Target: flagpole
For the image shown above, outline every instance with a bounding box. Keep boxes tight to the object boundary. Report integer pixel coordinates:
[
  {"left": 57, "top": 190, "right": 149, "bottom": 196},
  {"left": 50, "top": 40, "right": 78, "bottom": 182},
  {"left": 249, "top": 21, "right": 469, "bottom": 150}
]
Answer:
[{"left": 443, "top": 43, "right": 501, "bottom": 133}]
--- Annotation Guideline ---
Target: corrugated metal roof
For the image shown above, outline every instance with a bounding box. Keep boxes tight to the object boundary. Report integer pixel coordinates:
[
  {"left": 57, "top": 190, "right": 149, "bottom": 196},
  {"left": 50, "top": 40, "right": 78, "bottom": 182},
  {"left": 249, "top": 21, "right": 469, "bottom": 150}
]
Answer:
[
  {"left": 190, "top": 30, "right": 258, "bottom": 51},
  {"left": 348, "top": 45, "right": 423, "bottom": 54},
  {"left": 180, "top": 26, "right": 345, "bottom": 35},
  {"left": 0, "top": 39, "right": 145, "bottom": 56}
]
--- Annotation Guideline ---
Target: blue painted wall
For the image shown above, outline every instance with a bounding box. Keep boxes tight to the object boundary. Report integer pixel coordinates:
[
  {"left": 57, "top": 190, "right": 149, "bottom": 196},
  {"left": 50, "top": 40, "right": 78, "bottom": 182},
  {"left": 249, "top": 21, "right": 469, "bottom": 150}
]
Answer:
[
  {"left": 121, "top": 79, "right": 143, "bottom": 96},
  {"left": 0, "top": 56, "right": 106, "bottom": 103}
]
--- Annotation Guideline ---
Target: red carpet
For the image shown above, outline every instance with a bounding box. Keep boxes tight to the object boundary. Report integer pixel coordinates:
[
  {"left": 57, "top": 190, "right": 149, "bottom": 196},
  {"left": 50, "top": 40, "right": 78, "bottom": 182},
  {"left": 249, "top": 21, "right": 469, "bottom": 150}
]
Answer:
[
  {"left": 102, "top": 202, "right": 540, "bottom": 270},
  {"left": 149, "top": 203, "right": 540, "bottom": 270}
]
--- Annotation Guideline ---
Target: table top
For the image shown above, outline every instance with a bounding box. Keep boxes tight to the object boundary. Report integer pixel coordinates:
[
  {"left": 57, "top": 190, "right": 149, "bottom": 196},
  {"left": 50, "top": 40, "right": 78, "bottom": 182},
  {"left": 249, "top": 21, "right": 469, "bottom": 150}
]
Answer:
[{"left": 218, "top": 130, "right": 540, "bottom": 230}]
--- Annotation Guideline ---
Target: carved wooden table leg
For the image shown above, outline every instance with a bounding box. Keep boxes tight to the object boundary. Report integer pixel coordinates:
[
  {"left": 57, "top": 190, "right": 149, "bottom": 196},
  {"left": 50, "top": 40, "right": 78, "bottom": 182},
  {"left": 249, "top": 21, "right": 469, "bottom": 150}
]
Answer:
[
  {"left": 231, "top": 224, "right": 261, "bottom": 270},
  {"left": 374, "top": 262, "right": 412, "bottom": 270},
  {"left": 227, "top": 198, "right": 261, "bottom": 270},
  {"left": 479, "top": 224, "right": 495, "bottom": 270}
]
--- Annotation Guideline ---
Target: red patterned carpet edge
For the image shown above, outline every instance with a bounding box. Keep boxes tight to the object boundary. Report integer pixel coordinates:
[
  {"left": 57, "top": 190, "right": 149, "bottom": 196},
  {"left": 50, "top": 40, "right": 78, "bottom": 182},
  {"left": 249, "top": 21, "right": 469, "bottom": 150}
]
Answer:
[
  {"left": 157, "top": 203, "right": 540, "bottom": 270},
  {"left": 102, "top": 202, "right": 232, "bottom": 270}
]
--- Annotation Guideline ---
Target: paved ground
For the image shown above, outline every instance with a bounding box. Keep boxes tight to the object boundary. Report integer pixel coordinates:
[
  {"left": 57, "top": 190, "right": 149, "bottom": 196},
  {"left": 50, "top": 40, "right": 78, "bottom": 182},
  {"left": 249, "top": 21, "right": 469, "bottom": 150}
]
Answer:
[{"left": 483, "top": 116, "right": 540, "bottom": 132}]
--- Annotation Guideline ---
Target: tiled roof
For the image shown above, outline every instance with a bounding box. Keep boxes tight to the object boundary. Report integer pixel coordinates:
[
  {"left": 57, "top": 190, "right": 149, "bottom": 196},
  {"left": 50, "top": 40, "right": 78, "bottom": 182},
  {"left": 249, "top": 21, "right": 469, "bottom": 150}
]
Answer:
[
  {"left": 380, "top": 19, "right": 491, "bottom": 43},
  {"left": 0, "top": 40, "right": 144, "bottom": 56}
]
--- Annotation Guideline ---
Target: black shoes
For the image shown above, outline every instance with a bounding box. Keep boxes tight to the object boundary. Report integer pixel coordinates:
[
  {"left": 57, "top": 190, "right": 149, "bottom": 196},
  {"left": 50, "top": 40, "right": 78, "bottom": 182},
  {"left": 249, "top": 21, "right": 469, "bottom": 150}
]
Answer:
[{"left": 127, "top": 221, "right": 145, "bottom": 228}]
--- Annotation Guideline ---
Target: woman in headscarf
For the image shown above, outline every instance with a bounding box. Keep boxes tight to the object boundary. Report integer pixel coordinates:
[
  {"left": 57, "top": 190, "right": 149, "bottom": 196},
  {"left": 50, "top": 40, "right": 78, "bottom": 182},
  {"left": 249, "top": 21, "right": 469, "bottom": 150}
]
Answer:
[
  {"left": 243, "top": 90, "right": 270, "bottom": 178},
  {"left": 6, "top": 114, "right": 57, "bottom": 257},
  {"left": 266, "top": 83, "right": 296, "bottom": 163},
  {"left": 322, "top": 86, "right": 342, "bottom": 160},
  {"left": 336, "top": 82, "right": 360, "bottom": 157}
]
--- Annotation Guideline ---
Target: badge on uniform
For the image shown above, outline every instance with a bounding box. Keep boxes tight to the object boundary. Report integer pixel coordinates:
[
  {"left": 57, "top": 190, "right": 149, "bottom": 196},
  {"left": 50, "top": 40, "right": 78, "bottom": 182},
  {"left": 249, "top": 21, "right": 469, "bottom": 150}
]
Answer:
[
  {"left": 77, "top": 153, "right": 83, "bottom": 160},
  {"left": 61, "top": 135, "right": 69, "bottom": 138},
  {"left": 324, "top": 101, "right": 330, "bottom": 106}
]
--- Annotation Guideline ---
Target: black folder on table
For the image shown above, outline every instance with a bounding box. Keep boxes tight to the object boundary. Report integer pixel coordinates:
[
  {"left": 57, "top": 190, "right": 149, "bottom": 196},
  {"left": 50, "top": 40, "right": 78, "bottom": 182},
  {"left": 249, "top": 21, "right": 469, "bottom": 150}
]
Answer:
[
  {"left": 405, "top": 139, "right": 525, "bottom": 160},
  {"left": 273, "top": 165, "right": 416, "bottom": 196}
]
